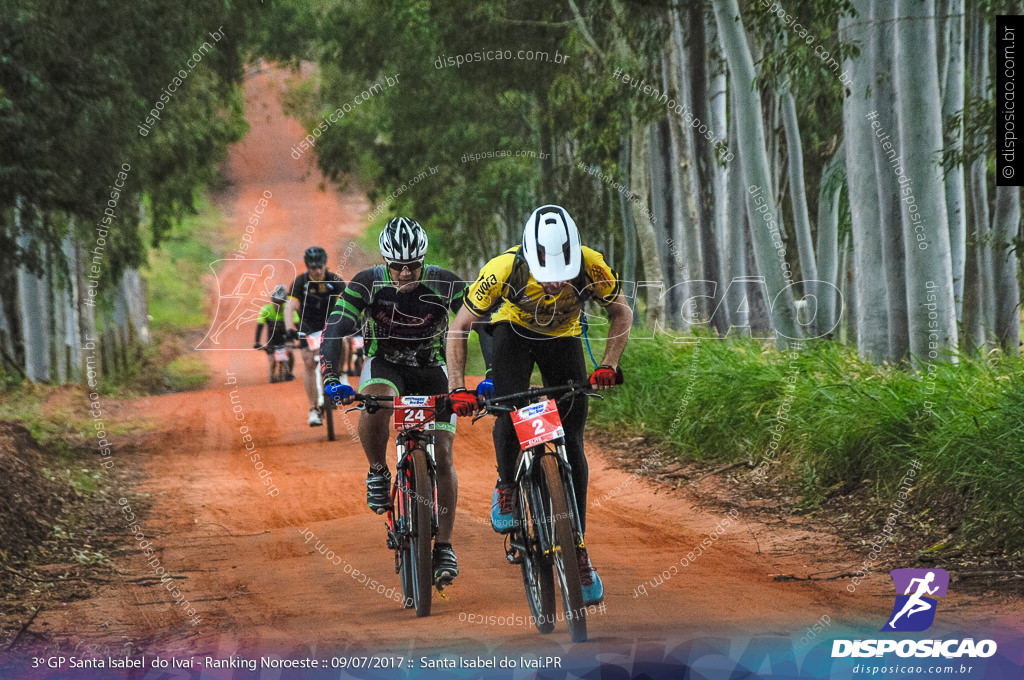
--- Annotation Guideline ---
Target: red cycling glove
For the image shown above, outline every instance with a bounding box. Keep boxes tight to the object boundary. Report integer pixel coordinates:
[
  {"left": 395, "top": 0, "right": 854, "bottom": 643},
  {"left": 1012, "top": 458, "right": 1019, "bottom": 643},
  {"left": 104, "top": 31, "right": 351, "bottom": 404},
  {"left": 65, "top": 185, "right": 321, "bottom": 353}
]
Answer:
[
  {"left": 589, "top": 365, "right": 623, "bottom": 388},
  {"left": 448, "top": 388, "right": 480, "bottom": 417}
]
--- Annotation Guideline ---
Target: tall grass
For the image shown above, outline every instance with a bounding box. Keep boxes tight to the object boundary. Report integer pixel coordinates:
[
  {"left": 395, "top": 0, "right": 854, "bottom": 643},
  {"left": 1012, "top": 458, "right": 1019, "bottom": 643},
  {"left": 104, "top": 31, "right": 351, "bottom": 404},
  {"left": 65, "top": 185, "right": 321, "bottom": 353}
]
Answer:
[{"left": 589, "top": 332, "right": 1024, "bottom": 554}]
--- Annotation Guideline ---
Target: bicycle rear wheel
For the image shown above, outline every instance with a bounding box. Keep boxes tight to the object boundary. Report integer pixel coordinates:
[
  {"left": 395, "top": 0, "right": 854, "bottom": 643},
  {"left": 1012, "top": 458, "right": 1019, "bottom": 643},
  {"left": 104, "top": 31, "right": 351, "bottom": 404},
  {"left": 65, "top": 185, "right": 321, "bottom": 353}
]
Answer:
[
  {"left": 408, "top": 447, "right": 433, "bottom": 617},
  {"left": 540, "top": 454, "right": 587, "bottom": 642},
  {"left": 518, "top": 472, "right": 556, "bottom": 633}
]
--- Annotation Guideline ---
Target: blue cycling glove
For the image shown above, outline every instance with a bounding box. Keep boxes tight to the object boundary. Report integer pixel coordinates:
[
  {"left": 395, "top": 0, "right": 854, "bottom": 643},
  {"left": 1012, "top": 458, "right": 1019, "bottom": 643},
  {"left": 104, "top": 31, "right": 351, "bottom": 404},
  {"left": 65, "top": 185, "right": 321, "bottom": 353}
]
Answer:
[
  {"left": 324, "top": 380, "right": 355, "bottom": 402},
  {"left": 476, "top": 378, "right": 495, "bottom": 397}
]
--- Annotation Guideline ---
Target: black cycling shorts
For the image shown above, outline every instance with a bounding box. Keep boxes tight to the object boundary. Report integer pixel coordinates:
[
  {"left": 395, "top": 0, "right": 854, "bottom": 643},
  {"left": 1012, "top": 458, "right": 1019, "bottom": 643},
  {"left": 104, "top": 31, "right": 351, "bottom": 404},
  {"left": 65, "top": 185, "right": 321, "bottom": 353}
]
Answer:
[{"left": 358, "top": 356, "right": 456, "bottom": 432}]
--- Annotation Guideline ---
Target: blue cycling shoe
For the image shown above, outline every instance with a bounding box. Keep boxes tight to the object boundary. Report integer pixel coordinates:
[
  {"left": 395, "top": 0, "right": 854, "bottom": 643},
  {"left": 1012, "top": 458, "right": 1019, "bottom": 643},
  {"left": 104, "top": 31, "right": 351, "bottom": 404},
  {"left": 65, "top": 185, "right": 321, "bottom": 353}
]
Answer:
[
  {"left": 578, "top": 549, "right": 604, "bottom": 605},
  {"left": 490, "top": 482, "right": 517, "bottom": 533}
]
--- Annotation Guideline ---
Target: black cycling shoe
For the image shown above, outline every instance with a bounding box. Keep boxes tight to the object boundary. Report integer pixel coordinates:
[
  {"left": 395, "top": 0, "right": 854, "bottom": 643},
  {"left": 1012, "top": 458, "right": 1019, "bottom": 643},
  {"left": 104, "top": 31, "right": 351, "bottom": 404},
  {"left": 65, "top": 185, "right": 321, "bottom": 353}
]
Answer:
[
  {"left": 432, "top": 543, "right": 458, "bottom": 586},
  {"left": 366, "top": 469, "right": 392, "bottom": 514}
]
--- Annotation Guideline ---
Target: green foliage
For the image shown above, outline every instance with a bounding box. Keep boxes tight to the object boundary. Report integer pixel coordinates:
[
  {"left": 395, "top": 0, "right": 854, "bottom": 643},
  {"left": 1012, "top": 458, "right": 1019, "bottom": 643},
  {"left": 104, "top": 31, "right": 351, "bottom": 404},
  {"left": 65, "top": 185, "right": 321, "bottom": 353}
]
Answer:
[
  {"left": 0, "top": 0, "right": 258, "bottom": 292},
  {"left": 277, "top": 0, "right": 671, "bottom": 274},
  {"left": 164, "top": 355, "right": 211, "bottom": 392},
  {"left": 144, "top": 196, "right": 220, "bottom": 330},
  {"left": 590, "top": 334, "right": 1024, "bottom": 553}
]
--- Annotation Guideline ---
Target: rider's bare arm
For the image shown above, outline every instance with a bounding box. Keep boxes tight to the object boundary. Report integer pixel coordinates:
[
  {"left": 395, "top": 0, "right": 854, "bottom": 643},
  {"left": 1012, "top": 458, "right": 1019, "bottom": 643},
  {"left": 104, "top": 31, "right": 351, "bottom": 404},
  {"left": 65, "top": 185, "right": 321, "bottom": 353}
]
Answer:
[
  {"left": 446, "top": 305, "right": 477, "bottom": 391},
  {"left": 600, "top": 291, "right": 633, "bottom": 368},
  {"left": 285, "top": 297, "right": 300, "bottom": 332},
  {"left": 320, "top": 275, "right": 369, "bottom": 380}
]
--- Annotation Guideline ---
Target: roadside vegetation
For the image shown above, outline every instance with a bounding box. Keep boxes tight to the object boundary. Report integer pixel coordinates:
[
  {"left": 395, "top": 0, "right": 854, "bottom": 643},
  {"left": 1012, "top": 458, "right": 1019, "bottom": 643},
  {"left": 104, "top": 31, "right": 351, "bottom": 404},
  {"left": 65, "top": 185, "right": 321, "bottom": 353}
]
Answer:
[{"left": 588, "top": 331, "right": 1024, "bottom": 555}]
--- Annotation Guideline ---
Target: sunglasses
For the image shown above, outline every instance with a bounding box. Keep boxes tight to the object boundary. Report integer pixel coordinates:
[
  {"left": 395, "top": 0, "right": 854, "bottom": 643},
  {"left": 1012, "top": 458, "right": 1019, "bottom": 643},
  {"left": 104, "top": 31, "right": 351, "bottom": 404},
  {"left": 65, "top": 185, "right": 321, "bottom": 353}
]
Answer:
[{"left": 386, "top": 260, "right": 424, "bottom": 274}]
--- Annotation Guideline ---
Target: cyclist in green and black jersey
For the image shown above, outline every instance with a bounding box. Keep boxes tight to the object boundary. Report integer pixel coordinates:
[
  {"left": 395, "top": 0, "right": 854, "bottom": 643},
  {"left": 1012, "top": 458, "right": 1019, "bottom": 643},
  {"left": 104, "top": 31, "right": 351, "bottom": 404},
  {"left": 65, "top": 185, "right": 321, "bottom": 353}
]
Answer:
[{"left": 320, "top": 217, "right": 487, "bottom": 586}]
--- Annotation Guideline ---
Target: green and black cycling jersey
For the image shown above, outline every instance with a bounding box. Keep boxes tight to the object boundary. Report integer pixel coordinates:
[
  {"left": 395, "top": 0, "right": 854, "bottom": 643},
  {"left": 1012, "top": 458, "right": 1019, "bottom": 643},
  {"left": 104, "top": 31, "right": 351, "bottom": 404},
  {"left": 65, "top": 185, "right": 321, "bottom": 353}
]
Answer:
[{"left": 320, "top": 265, "right": 466, "bottom": 374}]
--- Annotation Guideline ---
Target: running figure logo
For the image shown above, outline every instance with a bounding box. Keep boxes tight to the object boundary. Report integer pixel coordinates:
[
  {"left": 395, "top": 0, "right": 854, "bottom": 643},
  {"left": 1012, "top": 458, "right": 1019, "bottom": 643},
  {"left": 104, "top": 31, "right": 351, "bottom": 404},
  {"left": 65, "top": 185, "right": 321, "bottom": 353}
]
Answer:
[{"left": 881, "top": 568, "right": 949, "bottom": 632}]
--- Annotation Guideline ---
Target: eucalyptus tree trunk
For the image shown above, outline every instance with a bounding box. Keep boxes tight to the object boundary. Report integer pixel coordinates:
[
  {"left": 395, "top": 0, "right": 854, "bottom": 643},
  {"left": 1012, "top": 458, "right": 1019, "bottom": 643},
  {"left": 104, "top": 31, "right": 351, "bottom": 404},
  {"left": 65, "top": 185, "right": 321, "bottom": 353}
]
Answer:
[
  {"left": 16, "top": 204, "right": 51, "bottom": 383},
  {"left": 935, "top": 0, "right": 949, "bottom": 98},
  {"left": 665, "top": 38, "right": 701, "bottom": 328},
  {"left": 707, "top": 17, "right": 729, "bottom": 279},
  {"left": 677, "top": 4, "right": 725, "bottom": 333},
  {"left": 649, "top": 119, "right": 678, "bottom": 325},
  {"left": 723, "top": 99, "right": 746, "bottom": 331},
  {"left": 618, "top": 134, "right": 638, "bottom": 293},
  {"left": 895, "top": 0, "right": 958, "bottom": 363},
  {"left": 963, "top": 4, "right": 990, "bottom": 350},
  {"left": 841, "top": 0, "right": 891, "bottom": 362},
  {"left": 816, "top": 146, "right": 845, "bottom": 339},
  {"left": 630, "top": 120, "right": 666, "bottom": 328},
  {"left": 780, "top": 78, "right": 817, "bottom": 299},
  {"left": 711, "top": 0, "right": 800, "bottom": 342},
  {"left": 725, "top": 177, "right": 749, "bottom": 332},
  {"left": 870, "top": 0, "right": 910, "bottom": 360},
  {"left": 839, "top": 235, "right": 853, "bottom": 344},
  {"left": 942, "top": 0, "right": 967, "bottom": 320},
  {"left": 992, "top": 186, "right": 1021, "bottom": 354},
  {"left": 670, "top": 9, "right": 705, "bottom": 324}
]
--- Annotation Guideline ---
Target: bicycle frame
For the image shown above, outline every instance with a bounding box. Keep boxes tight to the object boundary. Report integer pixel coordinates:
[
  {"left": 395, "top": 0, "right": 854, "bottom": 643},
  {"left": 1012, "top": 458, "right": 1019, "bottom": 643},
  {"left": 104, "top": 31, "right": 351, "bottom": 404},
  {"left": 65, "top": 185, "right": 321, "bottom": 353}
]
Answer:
[
  {"left": 511, "top": 441, "right": 584, "bottom": 559},
  {"left": 347, "top": 394, "right": 441, "bottom": 614},
  {"left": 388, "top": 427, "right": 439, "bottom": 554},
  {"left": 477, "top": 381, "right": 599, "bottom": 640}
]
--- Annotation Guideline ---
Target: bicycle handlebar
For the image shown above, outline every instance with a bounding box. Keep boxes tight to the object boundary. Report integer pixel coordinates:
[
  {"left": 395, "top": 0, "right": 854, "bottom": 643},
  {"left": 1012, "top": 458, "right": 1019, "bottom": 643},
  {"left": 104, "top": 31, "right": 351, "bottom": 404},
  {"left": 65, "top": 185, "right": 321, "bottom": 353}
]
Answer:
[
  {"left": 471, "top": 381, "right": 602, "bottom": 423},
  {"left": 343, "top": 393, "right": 395, "bottom": 414}
]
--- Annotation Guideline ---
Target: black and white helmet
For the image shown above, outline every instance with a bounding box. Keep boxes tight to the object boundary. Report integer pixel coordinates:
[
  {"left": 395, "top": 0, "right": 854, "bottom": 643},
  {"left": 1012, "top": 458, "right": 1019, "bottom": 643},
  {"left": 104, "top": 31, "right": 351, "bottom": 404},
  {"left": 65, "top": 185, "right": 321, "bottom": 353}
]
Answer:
[
  {"left": 521, "top": 205, "right": 581, "bottom": 282},
  {"left": 379, "top": 217, "right": 428, "bottom": 262},
  {"left": 270, "top": 284, "right": 288, "bottom": 302}
]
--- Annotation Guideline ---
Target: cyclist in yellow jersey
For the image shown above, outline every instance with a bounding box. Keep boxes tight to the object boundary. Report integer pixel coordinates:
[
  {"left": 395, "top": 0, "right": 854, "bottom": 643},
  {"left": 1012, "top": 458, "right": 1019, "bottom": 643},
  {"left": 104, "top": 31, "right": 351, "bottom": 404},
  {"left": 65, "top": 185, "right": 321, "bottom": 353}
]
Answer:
[{"left": 446, "top": 204, "right": 633, "bottom": 605}]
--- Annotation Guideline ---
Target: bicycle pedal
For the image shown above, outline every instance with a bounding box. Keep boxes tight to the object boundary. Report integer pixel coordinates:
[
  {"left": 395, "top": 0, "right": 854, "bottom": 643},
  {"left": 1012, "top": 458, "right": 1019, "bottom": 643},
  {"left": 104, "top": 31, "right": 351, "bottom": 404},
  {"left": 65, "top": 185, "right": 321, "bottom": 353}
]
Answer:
[{"left": 434, "top": 584, "right": 449, "bottom": 600}]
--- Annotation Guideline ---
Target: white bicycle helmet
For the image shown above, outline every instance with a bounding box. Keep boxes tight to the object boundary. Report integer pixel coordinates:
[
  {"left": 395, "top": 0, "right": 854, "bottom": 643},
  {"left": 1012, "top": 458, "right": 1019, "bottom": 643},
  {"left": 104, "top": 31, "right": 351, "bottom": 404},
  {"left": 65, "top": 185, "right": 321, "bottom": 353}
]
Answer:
[
  {"left": 521, "top": 205, "right": 581, "bottom": 282},
  {"left": 379, "top": 217, "right": 428, "bottom": 262}
]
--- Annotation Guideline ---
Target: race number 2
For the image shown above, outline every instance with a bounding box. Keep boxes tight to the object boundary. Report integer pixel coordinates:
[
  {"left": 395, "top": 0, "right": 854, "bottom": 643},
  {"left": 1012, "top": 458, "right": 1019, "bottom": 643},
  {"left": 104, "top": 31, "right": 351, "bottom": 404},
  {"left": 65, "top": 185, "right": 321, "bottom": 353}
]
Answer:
[{"left": 510, "top": 399, "right": 564, "bottom": 449}]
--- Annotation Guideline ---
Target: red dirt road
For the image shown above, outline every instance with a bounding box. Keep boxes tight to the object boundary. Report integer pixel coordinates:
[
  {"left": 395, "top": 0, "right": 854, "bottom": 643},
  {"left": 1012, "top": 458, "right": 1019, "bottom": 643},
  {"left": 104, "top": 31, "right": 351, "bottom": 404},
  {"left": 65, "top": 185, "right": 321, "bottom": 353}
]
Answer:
[{"left": 29, "top": 66, "right": 1024, "bottom": 662}]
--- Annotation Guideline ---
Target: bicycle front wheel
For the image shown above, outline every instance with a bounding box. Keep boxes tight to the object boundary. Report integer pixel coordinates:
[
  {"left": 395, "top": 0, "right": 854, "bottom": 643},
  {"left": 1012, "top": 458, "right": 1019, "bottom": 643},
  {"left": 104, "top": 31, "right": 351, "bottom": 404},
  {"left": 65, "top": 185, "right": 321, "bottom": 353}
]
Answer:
[
  {"left": 408, "top": 447, "right": 433, "bottom": 617},
  {"left": 541, "top": 454, "right": 587, "bottom": 642},
  {"left": 519, "top": 472, "right": 556, "bottom": 633}
]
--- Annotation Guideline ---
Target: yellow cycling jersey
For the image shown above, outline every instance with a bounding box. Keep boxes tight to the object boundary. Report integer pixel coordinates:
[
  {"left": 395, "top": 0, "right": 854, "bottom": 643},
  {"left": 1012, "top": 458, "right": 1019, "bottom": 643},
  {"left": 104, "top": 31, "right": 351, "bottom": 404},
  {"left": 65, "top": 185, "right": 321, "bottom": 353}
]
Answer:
[{"left": 464, "top": 245, "right": 621, "bottom": 337}]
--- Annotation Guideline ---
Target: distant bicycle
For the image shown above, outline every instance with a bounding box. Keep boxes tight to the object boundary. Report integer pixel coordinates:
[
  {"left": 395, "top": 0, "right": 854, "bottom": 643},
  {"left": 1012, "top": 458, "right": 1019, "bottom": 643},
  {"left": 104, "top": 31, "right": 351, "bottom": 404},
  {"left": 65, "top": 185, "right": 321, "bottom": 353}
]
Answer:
[
  {"left": 475, "top": 380, "right": 602, "bottom": 642},
  {"left": 299, "top": 331, "right": 336, "bottom": 441},
  {"left": 345, "top": 393, "right": 442, "bottom": 617},
  {"left": 268, "top": 343, "right": 294, "bottom": 383}
]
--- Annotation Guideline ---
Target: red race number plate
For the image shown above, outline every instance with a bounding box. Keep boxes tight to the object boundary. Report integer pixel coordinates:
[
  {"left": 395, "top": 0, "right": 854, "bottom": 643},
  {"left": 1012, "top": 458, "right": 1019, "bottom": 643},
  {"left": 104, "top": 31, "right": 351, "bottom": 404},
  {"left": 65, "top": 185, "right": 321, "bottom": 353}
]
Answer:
[
  {"left": 273, "top": 348, "right": 288, "bottom": 361},
  {"left": 393, "top": 396, "right": 436, "bottom": 430},
  {"left": 510, "top": 399, "right": 564, "bottom": 449}
]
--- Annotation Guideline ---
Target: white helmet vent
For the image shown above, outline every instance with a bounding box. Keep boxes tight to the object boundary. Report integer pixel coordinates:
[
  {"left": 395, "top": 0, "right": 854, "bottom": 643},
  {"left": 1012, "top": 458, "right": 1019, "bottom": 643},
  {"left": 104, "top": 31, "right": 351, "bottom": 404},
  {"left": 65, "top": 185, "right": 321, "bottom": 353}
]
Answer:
[{"left": 522, "top": 205, "right": 581, "bottom": 282}]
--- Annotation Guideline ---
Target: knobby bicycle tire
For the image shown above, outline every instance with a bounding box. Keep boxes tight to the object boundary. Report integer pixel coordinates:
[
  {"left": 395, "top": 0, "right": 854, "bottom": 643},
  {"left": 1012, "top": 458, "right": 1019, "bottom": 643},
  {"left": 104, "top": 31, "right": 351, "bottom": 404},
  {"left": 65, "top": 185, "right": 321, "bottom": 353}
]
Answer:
[
  {"left": 397, "top": 474, "right": 415, "bottom": 609},
  {"left": 324, "top": 399, "right": 336, "bottom": 441},
  {"left": 409, "top": 447, "right": 433, "bottom": 617},
  {"left": 540, "top": 454, "right": 587, "bottom": 642},
  {"left": 518, "top": 470, "right": 556, "bottom": 633},
  {"left": 272, "top": 360, "right": 287, "bottom": 383}
]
